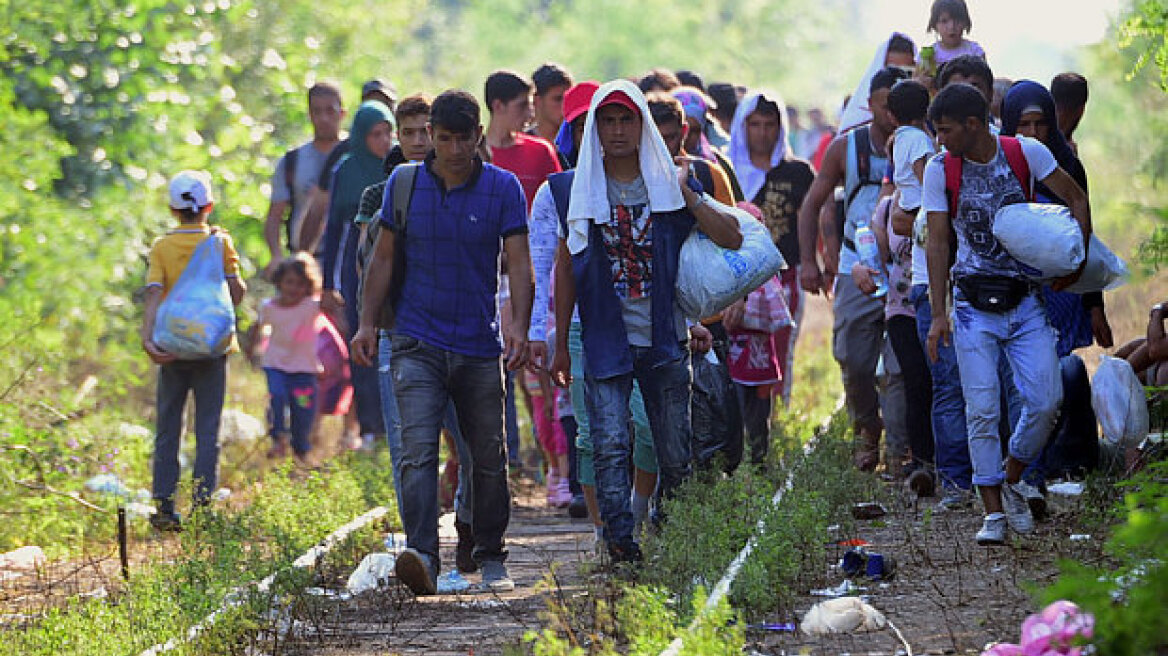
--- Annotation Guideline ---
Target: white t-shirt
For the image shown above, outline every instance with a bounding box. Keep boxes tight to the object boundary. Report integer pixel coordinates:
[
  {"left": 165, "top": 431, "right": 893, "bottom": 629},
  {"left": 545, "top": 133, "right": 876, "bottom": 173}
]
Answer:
[
  {"left": 893, "top": 126, "right": 935, "bottom": 212},
  {"left": 921, "top": 135, "right": 1058, "bottom": 282}
]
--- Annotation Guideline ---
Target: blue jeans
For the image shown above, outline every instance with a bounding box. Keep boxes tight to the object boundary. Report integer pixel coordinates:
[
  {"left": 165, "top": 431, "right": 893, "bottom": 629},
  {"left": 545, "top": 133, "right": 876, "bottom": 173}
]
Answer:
[
  {"left": 952, "top": 292, "right": 1061, "bottom": 487},
  {"left": 264, "top": 368, "right": 317, "bottom": 455},
  {"left": 154, "top": 356, "right": 226, "bottom": 505},
  {"left": 391, "top": 334, "right": 510, "bottom": 570},
  {"left": 379, "top": 331, "right": 403, "bottom": 510},
  {"left": 568, "top": 322, "right": 657, "bottom": 487},
  {"left": 584, "top": 347, "right": 692, "bottom": 550},
  {"left": 912, "top": 284, "right": 972, "bottom": 490}
]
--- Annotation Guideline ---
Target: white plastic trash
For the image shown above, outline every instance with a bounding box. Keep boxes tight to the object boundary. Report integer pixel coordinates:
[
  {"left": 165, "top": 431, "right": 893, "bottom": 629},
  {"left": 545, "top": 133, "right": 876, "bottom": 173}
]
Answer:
[
  {"left": 676, "top": 198, "right": 785, "bottom": 320},
  {"left": 800, "top": 596, "right": 887, "bottom": 635},
  {"left": 0, "top": 546, "right": 46, "bottom": 571},
  {"left": 1091, "top": 355, "right": 1150, "bottom": 447},
  {"left": 85, "top": 474, "right": 131, "bottom": 497},
  {"left": 993, "top": 203, "right": 1084, "bottom": 279},
  {"left": 346, "top": 553, "right": 397, "bottom": 595}
]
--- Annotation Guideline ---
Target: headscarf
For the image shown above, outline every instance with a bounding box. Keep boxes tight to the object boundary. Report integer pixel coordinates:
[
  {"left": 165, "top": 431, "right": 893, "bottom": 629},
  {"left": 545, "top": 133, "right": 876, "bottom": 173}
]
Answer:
[
  {"left": 838, "top": 32, "right": 917, "bottom": 134},
  {"left": 999, "top": 80, "right": 1088, "bottom": 200},
  {"left": 332, "top": 101, "right": 396, "bottom": 220},
  {"left": 728, "top": 91, "right": 791, "bottom": 201},
  {"left": 566, "top": 79, "right": 684, "bottom": 254},
  {"left": 673, "top": 87, "right": 718, "bottom": 161}
]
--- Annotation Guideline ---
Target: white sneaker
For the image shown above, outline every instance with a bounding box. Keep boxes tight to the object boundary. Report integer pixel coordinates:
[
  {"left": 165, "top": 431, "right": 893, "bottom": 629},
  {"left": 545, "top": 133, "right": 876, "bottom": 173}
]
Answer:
[
  {"left": 976, "top": 513, "right": 1007, "bottom": 545},
  {"left": 1001, "top": 483, "right": 1035, "bottom": 534},
  {"left": 1012, "top": 480, "right": 1048, "bottom": 520}
]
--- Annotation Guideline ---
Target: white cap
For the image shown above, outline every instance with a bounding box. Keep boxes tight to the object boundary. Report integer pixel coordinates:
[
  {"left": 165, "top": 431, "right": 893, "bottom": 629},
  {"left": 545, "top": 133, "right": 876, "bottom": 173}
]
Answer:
[{"left": 168, "top": 170, "right": 214, "bottom": 211}]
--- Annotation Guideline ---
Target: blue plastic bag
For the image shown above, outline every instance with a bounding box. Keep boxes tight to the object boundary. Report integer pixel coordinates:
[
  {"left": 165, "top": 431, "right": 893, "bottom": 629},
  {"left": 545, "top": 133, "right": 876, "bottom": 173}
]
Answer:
[{"left": 152, "top": 234, "right": 235, "bottom": 359}]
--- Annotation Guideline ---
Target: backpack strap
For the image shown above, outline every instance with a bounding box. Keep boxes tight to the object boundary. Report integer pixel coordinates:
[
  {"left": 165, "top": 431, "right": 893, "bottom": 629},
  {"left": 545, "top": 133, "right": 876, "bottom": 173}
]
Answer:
[
  {"left": 845, "top": 126, "right": 874, "bottom": 210},
  {"left": 944, "top": 151, "right": 963, "bottom": 219},
  {"left": 999, "top": 136, "right": 1033, "bottom": 201},
  {"left": 283, "top": 147, "right": 299, "bottom": 249},
  {"left": 391, "top": 163, "right": 420, "bottom": 235}
]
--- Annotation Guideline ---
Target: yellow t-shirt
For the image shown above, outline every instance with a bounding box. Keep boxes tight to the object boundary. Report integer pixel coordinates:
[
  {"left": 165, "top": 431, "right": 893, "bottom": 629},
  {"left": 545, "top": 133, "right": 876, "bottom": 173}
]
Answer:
[{"left": 146, "top": 225, "right": 241, "bottom": 296}]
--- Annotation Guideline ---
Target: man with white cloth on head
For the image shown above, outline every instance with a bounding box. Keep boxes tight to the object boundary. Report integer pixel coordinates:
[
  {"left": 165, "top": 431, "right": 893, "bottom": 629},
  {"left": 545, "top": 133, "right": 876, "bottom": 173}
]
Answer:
[{"left": 550, "top": 80, "right": 742, "bottom": 563}]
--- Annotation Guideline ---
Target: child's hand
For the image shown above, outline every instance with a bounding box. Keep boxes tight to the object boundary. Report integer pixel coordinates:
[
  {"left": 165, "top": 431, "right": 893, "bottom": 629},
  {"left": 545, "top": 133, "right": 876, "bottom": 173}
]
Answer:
[{"left": 143, "top": 338, "right": 177, "bottom": 364}]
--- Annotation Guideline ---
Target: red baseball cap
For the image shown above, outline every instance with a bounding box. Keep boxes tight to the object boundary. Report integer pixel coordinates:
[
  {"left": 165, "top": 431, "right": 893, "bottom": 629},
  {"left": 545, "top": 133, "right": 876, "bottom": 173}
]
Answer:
[
  {"left": 596, "top": 90, "right": 641, "bottom": 117},
  {"left": 563, "top": 81, "right": 601, "bottom": 124}
]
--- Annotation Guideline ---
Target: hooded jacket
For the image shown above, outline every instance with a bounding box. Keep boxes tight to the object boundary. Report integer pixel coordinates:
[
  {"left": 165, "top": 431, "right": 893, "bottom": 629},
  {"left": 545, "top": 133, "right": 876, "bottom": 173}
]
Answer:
[{"left": 320, "top": 101, "right": 395, "bottom": 334}]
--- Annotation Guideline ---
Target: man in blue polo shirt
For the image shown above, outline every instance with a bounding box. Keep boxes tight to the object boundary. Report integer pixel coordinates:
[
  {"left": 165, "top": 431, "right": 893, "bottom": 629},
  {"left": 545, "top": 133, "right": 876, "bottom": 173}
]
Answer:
[{"left": 352, "top": 90, "right": 533, "bottom": 595}]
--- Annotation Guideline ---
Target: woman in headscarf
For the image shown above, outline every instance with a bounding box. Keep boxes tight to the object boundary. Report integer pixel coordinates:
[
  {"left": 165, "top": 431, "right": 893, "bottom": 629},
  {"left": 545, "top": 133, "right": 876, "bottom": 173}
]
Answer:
[
  {"left": 1000, "top": 80, "right": 1110, "bottom": 490},
  {"left": 319, "top": 100, "right": 395, "bottom": 447}
]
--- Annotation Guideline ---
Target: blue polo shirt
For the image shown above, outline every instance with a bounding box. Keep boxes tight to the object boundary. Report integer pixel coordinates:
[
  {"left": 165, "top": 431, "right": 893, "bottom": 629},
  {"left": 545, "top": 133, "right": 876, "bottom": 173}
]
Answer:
[{"left": 381, "top": 154, "right": 528, "bottom": 358}]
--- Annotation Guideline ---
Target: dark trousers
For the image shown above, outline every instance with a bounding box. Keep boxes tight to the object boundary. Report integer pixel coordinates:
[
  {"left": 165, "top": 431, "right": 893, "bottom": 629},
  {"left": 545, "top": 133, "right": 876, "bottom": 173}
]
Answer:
[
  {"left": 887, "top": 315, "right": 935, "bottom": 470},
  {"left": 153, "top": 356, "right": 226, "bottom": 505}
]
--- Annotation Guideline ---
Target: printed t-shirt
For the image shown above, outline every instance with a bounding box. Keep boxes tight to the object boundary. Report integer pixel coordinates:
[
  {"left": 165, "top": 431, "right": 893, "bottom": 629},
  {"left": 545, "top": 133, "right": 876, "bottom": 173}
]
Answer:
[
  {"left": 490, "top": 133, "right": 563, "bottom": 210},
  {"left": 602, "top": 175, "right": 686, "bottom": 347},
  {"left": 259, "top": 297, "right": 324, "bottom": 374},
  {"left": 921, "top": 135, "right": 1057, "bottom": 282},
  {"left": 751, "top": 158, "right": 815, "bottom": 265},
  {"left": 146, "top": 226, "right": 241, "bottom": 296}
]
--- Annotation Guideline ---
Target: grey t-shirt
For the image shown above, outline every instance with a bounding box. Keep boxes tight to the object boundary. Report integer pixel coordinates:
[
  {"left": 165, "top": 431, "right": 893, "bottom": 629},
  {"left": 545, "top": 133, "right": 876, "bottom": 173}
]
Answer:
[
  {"left": 922, "top": 135, "right": 1057, "bottom": 281},
  {"left": 601, "top": 175, "right": 686, "bottom": 347},
  {"left": 270, "top": 141, "right": 331, "bottom": 250}
]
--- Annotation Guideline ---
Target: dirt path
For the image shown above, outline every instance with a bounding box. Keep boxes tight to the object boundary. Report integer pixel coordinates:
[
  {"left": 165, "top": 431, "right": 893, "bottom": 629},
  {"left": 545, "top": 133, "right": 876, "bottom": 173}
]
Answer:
[{"left": 289, "top": 483, "right": 596, "bottom": 655}]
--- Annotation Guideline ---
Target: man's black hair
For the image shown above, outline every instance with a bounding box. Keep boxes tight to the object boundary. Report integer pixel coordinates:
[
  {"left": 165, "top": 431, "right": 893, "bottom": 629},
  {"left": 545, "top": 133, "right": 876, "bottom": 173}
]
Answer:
[
  {"left": 531, "top": 63, "right": 573, "bottom": 96},
  {"left": 484, "top": 70, "right": 531, "bottom": 109},
  {"left": 675, "top": 70, "right": 706, "bottom": 92},
  {"left": 938, "top": 55, "right": 994, "bottom": 93},
  {"left": 752, "top": 96, "right": 782, "bottom": 121},
  {"left": 308, "top": 81, "right": 343, "bottom": 106},
  {"left": 431, "top": 90, "right": 480, "bottom": 134},
  {"left": 928, "top": 0, "right": 972, "bottom": 32},
  {"left": 646, "top": 92, "right": 685, "bottom": 127},
  {"left": 1051, "top": 72, "right": 1089, "bottom": 109},
  {"left": 638, "top": 68, "right": 680, "bottom": 93},
  {"left": 888, "top": 34, "right": 916, "bottom": 56},
  {"left": 707, "top": 82, "right": 738, "bottom": 121},
  {"left": 870, "top": 66, "right": 909, "bottom": 96},
  {"left": 927, "top": 82, "right": 987, "bottom": 126},
  {"left": 888, "top": 79, "right": 931, "bottom": 124}
]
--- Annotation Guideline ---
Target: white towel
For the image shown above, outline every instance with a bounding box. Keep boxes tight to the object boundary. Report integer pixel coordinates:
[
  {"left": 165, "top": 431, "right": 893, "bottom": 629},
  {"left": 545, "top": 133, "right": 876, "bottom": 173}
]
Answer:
[{"left": 728, "top": 90, "right": 791, "bottom": 201}]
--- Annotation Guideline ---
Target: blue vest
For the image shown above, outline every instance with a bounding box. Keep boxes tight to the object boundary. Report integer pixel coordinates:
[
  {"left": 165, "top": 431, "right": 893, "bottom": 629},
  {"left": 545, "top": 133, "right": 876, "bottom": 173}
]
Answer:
[{"left": 549, "top": 170, "right": 695, "bottom": 379}]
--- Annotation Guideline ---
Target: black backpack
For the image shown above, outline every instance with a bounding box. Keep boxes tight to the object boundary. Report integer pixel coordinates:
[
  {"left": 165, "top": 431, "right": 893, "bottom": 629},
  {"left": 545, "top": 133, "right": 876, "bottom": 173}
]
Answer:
[{"left": 355, "top": 163, "right": 419, "bottom": 329}]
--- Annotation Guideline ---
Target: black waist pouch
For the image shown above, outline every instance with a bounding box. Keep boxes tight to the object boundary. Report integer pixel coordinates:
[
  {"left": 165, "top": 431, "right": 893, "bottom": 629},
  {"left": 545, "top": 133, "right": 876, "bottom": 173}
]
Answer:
[{"left": 955, "top": 276, "right": 1030, "bottom": 313}]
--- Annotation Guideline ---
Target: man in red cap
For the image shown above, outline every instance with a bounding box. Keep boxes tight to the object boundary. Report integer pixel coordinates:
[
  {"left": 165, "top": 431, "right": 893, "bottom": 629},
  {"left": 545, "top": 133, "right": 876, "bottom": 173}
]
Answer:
[{"left": 550, "top": 80, "right": 742, "bottom": 563}]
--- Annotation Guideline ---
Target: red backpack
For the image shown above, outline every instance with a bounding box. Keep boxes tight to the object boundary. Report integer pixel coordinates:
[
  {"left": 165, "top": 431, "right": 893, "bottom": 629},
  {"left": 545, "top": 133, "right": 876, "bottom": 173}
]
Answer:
[{"left": 943, "top": 135, "right": 1034, "bottom": 217}]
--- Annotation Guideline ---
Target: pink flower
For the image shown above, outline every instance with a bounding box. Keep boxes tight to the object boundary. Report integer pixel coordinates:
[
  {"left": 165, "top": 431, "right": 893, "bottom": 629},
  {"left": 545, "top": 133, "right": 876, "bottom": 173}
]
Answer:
[{"left": 1019, "top": 601, "right": 1095, "bottom": 655}]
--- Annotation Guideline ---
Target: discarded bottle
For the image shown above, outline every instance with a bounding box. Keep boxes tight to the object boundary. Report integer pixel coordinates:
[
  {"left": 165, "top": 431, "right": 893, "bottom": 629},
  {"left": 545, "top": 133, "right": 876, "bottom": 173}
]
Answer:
[{"left": 854, "top": 225, "right": 888, "bottom": 298}]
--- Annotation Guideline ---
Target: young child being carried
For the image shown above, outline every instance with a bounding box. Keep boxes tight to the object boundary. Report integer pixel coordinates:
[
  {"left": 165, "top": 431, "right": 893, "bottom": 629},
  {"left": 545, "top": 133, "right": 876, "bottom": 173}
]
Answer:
[
  {"left": 918, "top": 0, "right": 986, "bottom": 89},
  {"left": 887, "top": 79, "right": 936, "bottom": 244},
  {"left": 252, "top": 253, "right": 326, "bottom": 466},
  {"left": 141, "top": 170, "right": 246, "bottom": 531}
]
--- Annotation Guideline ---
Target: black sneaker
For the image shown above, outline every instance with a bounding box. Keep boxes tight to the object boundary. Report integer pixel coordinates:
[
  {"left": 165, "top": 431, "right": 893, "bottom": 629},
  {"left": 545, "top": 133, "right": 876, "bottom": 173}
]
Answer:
[
  {"left": 607, "top": 541, "right": 643, "bottom": 564},
  {"left": 150, "top": 511, "right": 182, "bottom": 532},
  {"left": 567, "top": 494, "right": 588, "bottom": 519},
  {"left": 455, "top": 520, "right": 478, "bottom": 574},
  {"left": 395, "top": 548, "right": 437, "bottom": 596}
]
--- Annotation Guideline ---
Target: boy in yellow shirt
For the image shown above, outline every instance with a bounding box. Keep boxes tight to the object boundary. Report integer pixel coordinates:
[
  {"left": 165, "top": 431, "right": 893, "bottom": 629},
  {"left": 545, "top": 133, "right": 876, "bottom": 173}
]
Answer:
[{"left": 141, "top": 170, "right": 246, "bottom": 530}]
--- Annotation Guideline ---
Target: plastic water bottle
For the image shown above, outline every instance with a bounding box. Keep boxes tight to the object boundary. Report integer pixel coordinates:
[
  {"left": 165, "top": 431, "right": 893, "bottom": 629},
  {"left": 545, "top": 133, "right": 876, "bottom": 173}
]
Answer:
[{"left": 854, "top": 225, "right": 888, "bottom": 298}]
